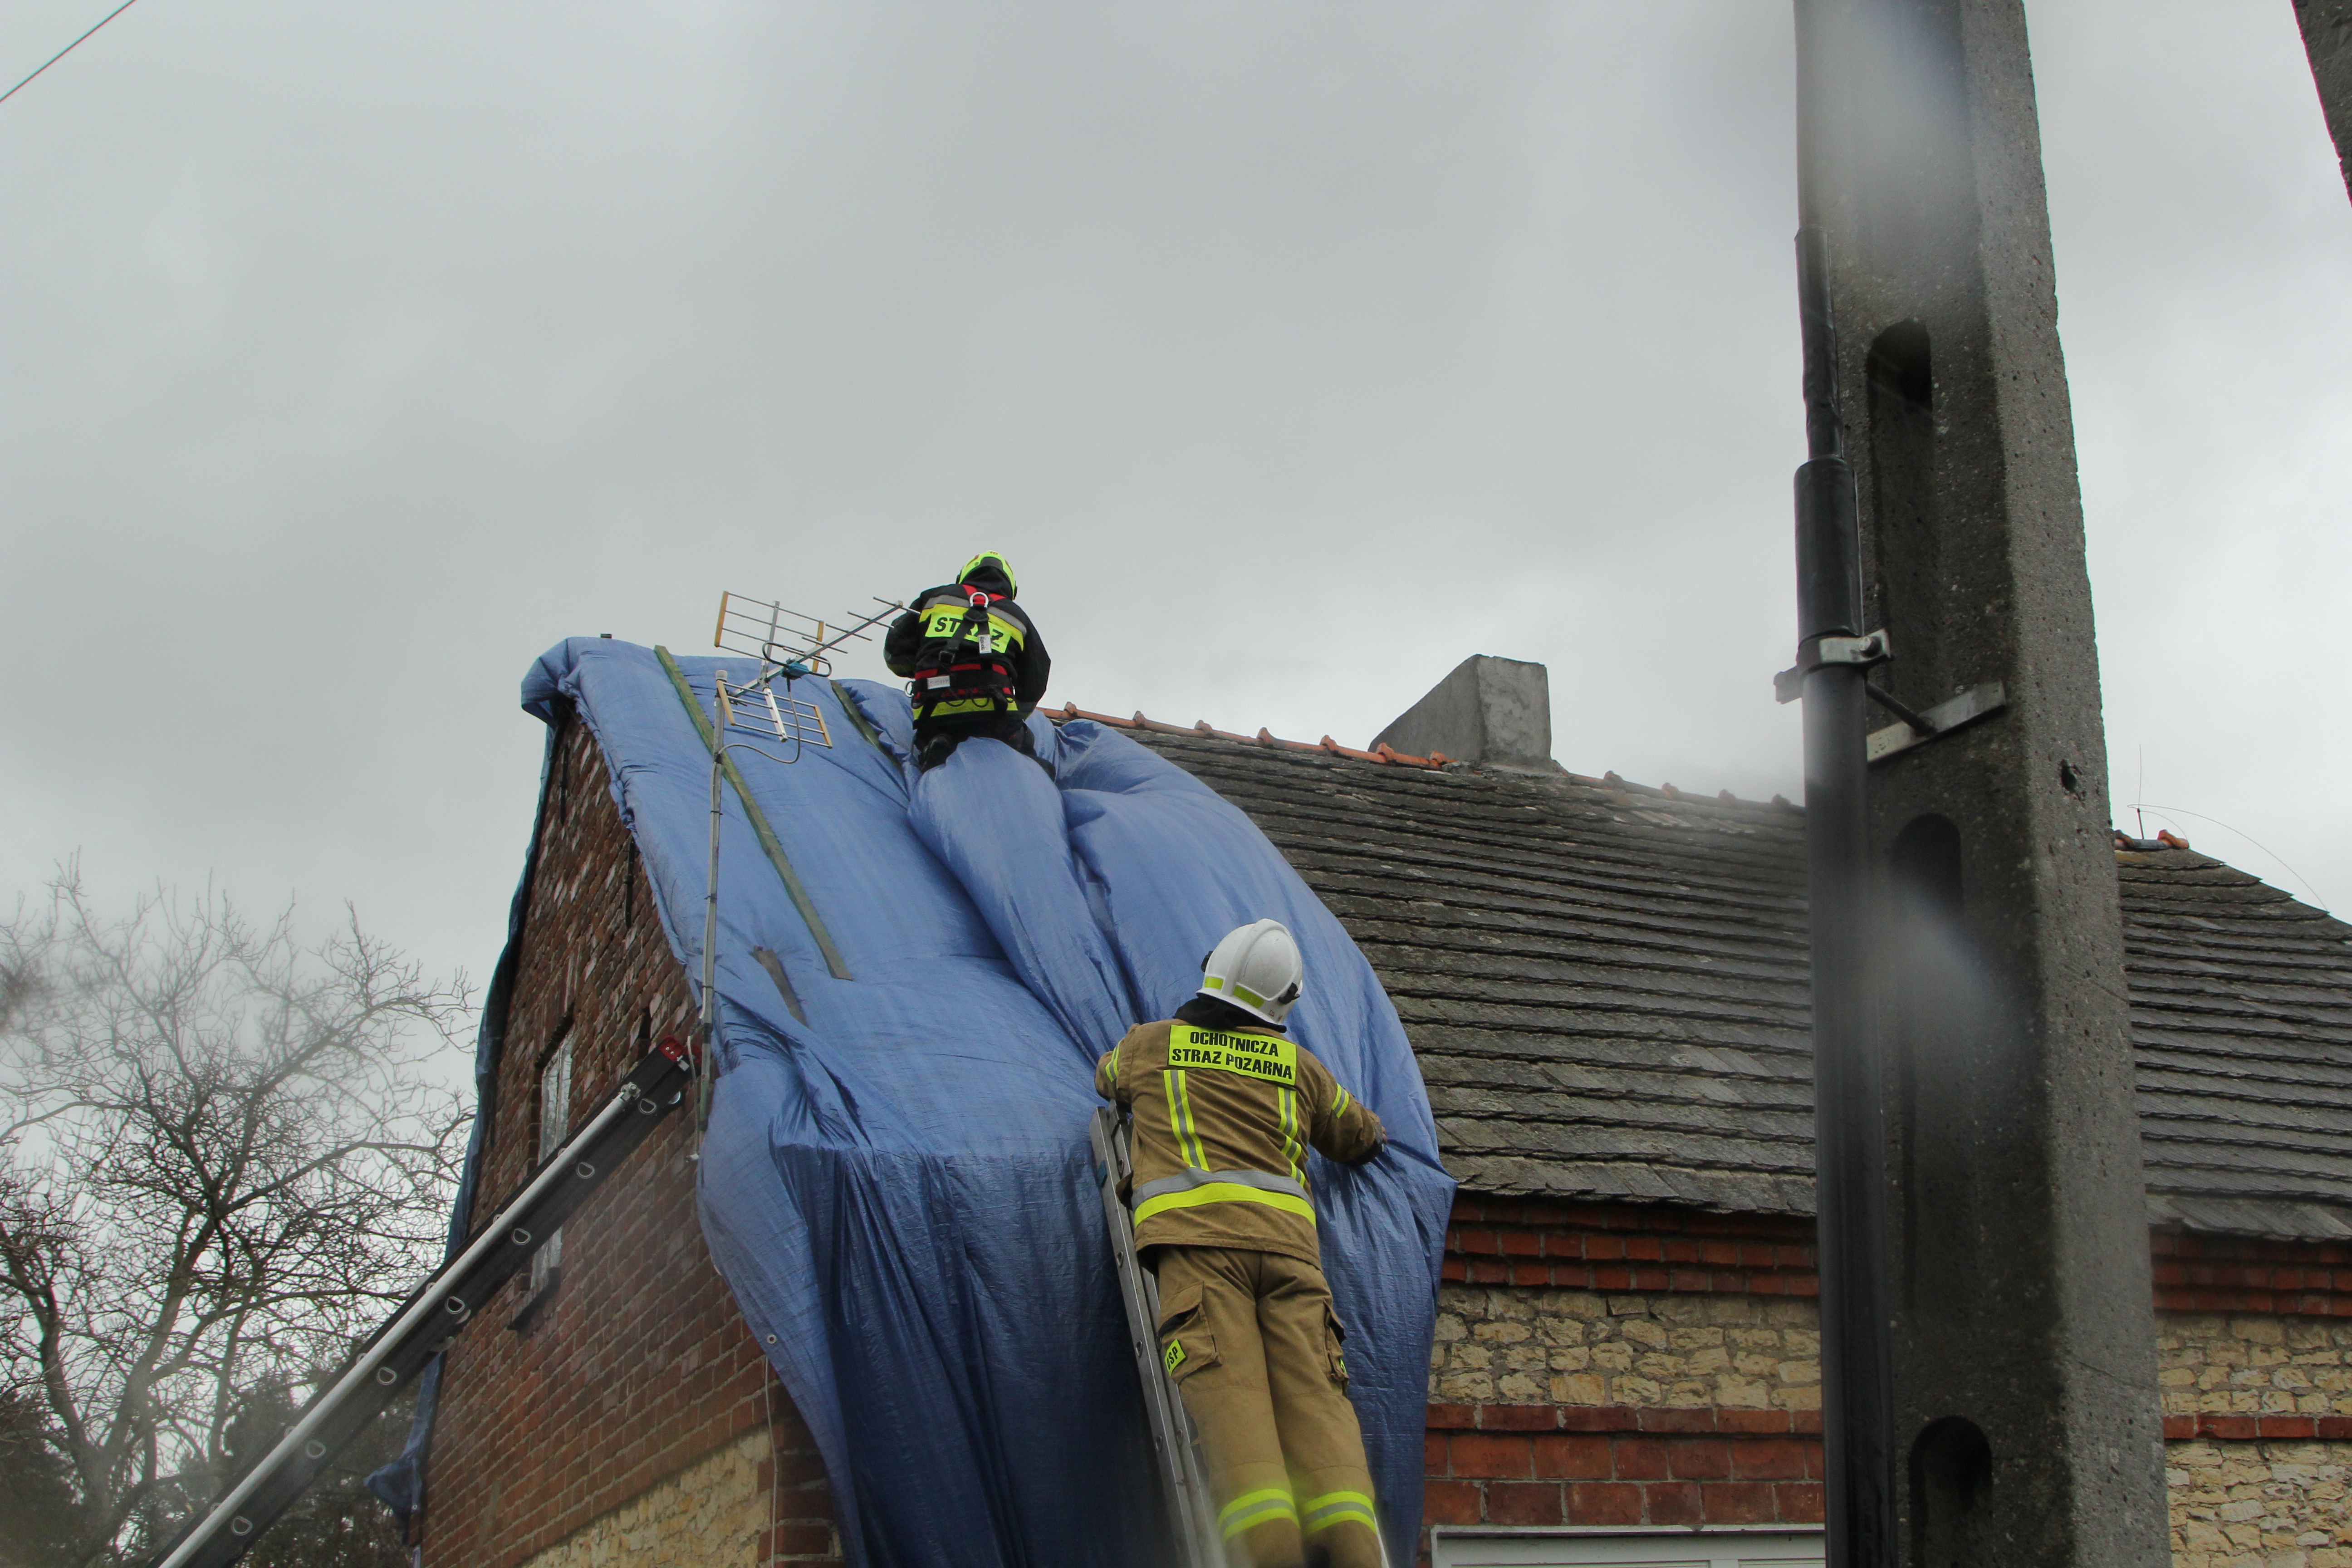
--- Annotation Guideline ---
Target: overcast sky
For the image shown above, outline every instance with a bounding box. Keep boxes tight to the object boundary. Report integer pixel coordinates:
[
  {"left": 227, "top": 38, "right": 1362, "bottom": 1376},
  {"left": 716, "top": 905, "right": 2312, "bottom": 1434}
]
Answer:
[{"left": 3, "top": 1, "right": 2347, "bottom": 1015}]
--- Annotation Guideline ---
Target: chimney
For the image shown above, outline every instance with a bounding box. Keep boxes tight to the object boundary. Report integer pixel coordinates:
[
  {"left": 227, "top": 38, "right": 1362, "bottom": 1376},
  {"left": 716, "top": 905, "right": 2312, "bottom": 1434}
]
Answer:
[{"left": 1372, "top": 655, "right": 1560, "bottom": 772}]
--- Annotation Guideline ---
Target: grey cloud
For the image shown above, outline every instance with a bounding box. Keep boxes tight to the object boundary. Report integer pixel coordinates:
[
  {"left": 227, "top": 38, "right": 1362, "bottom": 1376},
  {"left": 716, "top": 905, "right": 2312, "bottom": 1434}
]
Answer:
[{"left": 0, "top": 0, "right": 2345, "bottom": 998}]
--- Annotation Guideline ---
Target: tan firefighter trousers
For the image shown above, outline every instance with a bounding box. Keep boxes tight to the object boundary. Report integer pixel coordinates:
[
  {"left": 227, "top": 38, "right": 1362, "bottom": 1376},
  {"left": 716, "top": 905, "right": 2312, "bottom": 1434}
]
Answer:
[{"left": 1152, "top": 1245, "right": 1381, "bottom": 1568}]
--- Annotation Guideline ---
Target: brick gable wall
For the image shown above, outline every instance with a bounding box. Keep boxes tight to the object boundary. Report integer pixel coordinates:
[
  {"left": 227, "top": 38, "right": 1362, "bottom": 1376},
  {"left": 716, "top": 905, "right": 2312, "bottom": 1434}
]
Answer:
[{"left": 420, "top": 709, "right": 840, "bottom": 1568}]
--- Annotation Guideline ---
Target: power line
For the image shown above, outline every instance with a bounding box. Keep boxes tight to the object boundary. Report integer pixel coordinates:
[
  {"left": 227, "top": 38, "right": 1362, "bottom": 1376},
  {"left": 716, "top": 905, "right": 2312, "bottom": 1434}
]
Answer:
[{"left": 0, "top": 0, "right": 148, "bottom": 110}]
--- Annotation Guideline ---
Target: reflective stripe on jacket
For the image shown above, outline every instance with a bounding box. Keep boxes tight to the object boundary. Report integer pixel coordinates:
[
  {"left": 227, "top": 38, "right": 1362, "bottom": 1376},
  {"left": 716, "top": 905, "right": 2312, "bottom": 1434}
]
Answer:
[{"left": 1096, "top": 1018, "right": 1385, "bottom": 1266}]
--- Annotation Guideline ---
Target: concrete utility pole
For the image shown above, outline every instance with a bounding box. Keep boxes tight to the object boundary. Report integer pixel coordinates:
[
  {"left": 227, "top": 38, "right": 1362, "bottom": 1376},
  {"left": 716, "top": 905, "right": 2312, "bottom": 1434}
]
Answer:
[
  {"left": 2297, "top": 0, "right": 2352, "bottom": 202},
  {"left": 1790, "top": 3, "right": 2168, "bottom": 1567}
]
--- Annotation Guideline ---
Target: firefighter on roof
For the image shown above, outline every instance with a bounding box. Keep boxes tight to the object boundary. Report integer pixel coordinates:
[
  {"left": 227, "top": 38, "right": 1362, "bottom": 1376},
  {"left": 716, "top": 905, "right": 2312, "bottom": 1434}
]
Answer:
[
  {"left": 1097, "top": 920, "right": 1388, "bottom": 1568},
  {"left": 882, "top": 551, "right": 1051, "bottom": 772}
]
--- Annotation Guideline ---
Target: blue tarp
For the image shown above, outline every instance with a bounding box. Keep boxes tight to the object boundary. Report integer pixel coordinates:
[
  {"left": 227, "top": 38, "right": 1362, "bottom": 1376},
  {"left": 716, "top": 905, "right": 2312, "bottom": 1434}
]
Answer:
[{"left": 479, "top": 638, "right": 1451, "bottom": 1566}]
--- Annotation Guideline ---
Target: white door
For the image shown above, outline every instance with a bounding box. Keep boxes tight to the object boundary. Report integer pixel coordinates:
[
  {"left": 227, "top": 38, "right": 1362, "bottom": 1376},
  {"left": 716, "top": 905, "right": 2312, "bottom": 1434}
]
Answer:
[{"left": 1431, "top": 1527, "right": 1825, "bottom": 1568}]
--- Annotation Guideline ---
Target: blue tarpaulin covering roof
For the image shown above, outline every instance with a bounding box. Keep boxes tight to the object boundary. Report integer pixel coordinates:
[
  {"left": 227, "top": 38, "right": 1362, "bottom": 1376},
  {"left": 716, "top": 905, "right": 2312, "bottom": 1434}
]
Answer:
[{"left": 401, "top": 637, "right": 1454, "bottom": 1568}]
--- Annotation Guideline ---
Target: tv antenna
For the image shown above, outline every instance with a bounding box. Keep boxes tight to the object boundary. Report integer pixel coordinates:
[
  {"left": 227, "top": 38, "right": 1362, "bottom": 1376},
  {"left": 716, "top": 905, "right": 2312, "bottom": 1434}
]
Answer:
[
  {"left": 692, "top": 590, "right": 904, "bottom": 1132},
  {"left": 714, "top": 589, "right": 900, "bottom": 680},
  {"left": 703, "top": 587, "right": 903, "bottom": 762}
]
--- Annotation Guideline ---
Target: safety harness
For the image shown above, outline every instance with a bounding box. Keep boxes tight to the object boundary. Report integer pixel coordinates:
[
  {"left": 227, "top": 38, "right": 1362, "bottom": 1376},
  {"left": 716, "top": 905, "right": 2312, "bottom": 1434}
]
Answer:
[{"left": 907, "top": 583, "right": 1029, "bottom": 721}]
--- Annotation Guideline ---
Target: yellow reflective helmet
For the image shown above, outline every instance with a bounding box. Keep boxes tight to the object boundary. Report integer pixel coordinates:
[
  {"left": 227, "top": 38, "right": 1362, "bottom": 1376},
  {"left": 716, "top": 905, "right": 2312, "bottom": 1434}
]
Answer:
[
  {"left": 959, "top": 552, "right": 1017, "bottom": 597},
  {"left": 1199, "top": 919, "right": 1304, "bottom": 1025}
]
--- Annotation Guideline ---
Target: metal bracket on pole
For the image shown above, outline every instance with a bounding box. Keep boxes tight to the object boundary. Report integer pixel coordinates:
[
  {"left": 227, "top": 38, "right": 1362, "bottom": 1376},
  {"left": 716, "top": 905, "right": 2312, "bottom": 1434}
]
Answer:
[
  {"left": 1865, "top": 681, "right": 2007, "bottom": 764},
  {"left": 1773, "top": 629, "right": 1892, "bottom": 704},
  {"left": 1777, "top": 629, "right": 2006, "bottom": 764}
]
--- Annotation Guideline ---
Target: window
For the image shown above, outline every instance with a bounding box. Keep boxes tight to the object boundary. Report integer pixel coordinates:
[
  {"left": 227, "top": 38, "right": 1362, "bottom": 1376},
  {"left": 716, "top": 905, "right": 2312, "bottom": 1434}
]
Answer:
[
  {"left": 525, "top": 1035, "right": 573, "bottom": 1304},
  {"left": 1430, "top": 1528, "right": 1824, "bottom": 1568}
]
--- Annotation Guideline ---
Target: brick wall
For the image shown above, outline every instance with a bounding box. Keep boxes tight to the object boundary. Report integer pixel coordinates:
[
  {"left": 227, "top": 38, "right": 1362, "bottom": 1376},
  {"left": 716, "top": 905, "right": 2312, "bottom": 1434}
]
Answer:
[
  {"left": 2155, "top": 1231, "right": 2352, "bottom": 1319},
  {"left": 421, "top": 709, "right": 840, "bottom": 1568},
  {"left": 1424, "top": 1209, "right": 2352, "bottom": 1568},
  {"left": 1443, "top": 1199, "right": 1819, "bottom": 1301},
  {"left": 1421, "top": 1200, "right": 1824, "bottom": 1562},
  {"left": 1424, "top": 1406, "right": 1823, "bottom": 1534}
]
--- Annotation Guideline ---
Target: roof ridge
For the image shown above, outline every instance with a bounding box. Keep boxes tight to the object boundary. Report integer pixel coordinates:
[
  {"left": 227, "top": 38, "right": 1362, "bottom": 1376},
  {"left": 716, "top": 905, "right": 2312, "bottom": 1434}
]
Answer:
[
  {"left": 1055, "top": 702, "right": 1450, "bottom": 769},
  {"left": 1054, "top": 702, "right": 1801, "bottom": 811}
]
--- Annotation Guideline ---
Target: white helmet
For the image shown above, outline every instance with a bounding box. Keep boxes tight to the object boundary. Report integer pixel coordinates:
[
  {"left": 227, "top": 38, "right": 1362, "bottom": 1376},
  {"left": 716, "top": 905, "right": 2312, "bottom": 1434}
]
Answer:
[{"left": 1199, "top": 919, "right": 1304, "bottom": 1025}]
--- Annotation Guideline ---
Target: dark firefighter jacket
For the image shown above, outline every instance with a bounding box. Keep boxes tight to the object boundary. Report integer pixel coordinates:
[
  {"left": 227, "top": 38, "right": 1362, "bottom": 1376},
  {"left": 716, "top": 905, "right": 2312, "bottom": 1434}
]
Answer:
[
  {"left": 883, "top": 563, "right": 1051, "bottom": 725},
  {"left": 1096, "top": 996, "right": 1386, "bottom": 1268}
]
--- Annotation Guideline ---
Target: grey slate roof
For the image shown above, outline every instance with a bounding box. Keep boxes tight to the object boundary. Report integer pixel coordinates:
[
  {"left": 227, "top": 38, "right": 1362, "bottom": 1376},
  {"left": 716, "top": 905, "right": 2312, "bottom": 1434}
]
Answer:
[
  {"left": 2123, "top": 847, "right": 2352, "bottom": 1240},
  {"left": 1102, "top": 723, "right": 2352, "bottom": 1242}
]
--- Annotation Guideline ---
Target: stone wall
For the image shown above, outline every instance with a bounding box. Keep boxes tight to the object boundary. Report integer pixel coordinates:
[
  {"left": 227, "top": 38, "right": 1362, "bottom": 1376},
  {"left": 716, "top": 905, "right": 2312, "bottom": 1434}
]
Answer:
[
  {"left": 2161, "top": 1312, "right": 2352, "bottom": 1421},
  {"left": 520, "top": 1430, "right": 774, "bottom": 1568},
  {"left": 2168, "top": 1439, "right": 2352, "bottom": 1568},
  {"left": 1431, "top": 1285, "right": 1821, "bottom": 1414}
]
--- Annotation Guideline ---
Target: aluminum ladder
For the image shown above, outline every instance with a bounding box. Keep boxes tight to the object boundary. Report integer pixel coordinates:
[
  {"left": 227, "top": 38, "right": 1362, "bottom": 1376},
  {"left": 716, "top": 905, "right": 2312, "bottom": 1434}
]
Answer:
[{"left": 1092, "top": 1105, "right": 1227, "bottom": 1568}]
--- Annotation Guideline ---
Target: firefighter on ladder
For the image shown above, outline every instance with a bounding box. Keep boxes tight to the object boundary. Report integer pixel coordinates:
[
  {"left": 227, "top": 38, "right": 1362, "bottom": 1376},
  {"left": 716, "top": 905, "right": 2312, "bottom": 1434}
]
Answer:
[
  {"left": 1098, "top": 920, "right": 1389, "bottom": 1568},
  {"left": 882, "top": 550, "right": 1051, "bottom": 772}
]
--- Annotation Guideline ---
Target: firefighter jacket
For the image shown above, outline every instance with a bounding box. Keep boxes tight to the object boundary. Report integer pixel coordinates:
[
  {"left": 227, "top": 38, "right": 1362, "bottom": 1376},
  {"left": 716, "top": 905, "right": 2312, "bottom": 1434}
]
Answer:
[
  {"left": 1096, "top": 1000, "right": 1386, "bottom": 1268},
  {"left": 883, "top": 569, "right": 1051, "bottom": 725}
]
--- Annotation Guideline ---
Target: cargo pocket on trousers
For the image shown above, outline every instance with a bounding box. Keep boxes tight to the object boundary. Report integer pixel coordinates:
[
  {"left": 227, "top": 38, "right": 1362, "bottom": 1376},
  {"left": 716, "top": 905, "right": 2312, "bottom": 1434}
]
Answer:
[
  {"left": 1157, "top": 1280, "right": 1220, "bottom": 1383},
  {"left": 1323, "top": 1303, "right": 1349, "bottom": 1391}
]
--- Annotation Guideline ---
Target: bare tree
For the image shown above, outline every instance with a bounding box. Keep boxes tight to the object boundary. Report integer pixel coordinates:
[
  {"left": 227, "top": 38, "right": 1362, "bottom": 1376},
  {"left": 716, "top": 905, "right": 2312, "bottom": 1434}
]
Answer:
[
  {"left": 0, "top": 868, "right": 470, "bottom": 1567},
  {"left": 0, "top": 1385, "right": 80, "bottom": 1567}
]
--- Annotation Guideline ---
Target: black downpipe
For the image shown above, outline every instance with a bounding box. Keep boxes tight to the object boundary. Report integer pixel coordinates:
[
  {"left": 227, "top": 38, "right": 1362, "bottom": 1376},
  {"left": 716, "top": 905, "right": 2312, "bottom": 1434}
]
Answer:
[{"left": 1793, "top": 226, "right": 1896, "bottom": 1568}]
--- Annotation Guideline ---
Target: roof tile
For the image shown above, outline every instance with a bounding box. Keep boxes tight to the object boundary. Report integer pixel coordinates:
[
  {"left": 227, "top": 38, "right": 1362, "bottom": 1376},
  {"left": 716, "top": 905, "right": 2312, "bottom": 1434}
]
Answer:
[{"left": 1097, "top": 720, "right": 2352, "bottom": 1241}]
